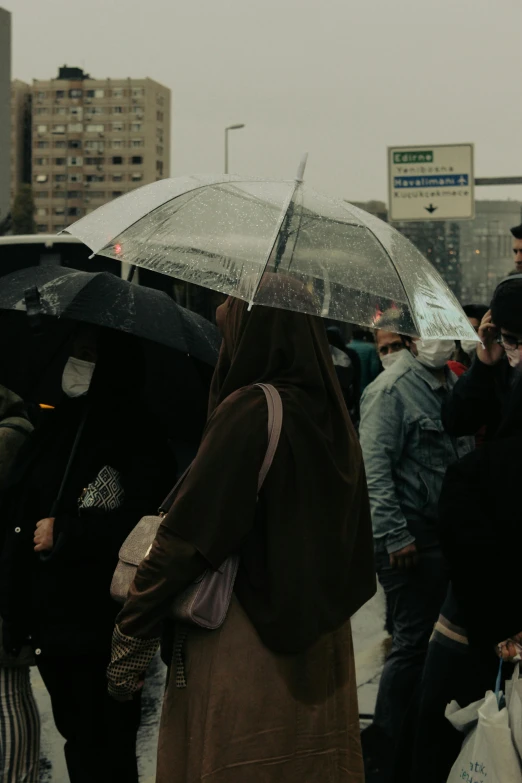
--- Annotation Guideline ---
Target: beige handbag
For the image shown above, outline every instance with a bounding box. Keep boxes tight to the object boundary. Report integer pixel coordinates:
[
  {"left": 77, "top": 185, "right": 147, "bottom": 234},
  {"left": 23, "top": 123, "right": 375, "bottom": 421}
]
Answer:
[{"left": 110, "top": 383, "right": 283, "bottom": 630}]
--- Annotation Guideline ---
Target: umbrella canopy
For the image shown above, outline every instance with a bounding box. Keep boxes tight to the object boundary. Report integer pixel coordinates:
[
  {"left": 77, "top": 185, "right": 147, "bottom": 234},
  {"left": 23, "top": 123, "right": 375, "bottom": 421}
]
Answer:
[
  {"left": 0, "top": 265, "right": 220, "bottom": 366},
  {"left": 64, "top": 174, "right": 477, "bottom": 342}
]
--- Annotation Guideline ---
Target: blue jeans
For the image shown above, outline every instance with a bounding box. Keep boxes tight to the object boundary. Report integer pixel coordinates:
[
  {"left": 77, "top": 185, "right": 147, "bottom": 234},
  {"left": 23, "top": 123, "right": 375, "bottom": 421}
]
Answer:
[{"left": 373, "top": 546, "right": 448, "bottom": 743}]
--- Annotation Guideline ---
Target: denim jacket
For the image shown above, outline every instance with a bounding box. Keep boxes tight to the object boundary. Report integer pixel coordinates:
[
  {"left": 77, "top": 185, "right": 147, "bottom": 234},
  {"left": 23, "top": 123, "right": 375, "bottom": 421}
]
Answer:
[{"left": 359, "top": 350, "right": 474, "bottom": 554}]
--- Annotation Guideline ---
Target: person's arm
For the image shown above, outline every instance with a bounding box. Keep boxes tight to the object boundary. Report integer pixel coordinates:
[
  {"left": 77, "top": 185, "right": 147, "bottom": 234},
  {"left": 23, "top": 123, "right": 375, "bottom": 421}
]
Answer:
[
  {"left": 359, "top": 386, "right": 414, "bottom": 559},
  {"left": 107, "top": 388, "right": 269, "bottom": 699}
]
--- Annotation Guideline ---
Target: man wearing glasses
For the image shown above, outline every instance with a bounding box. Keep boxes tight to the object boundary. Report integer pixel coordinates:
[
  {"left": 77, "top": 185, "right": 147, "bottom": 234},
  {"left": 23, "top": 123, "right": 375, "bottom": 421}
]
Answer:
[{"left": 442, "top": 275, "right": 522, "bottom": 439}]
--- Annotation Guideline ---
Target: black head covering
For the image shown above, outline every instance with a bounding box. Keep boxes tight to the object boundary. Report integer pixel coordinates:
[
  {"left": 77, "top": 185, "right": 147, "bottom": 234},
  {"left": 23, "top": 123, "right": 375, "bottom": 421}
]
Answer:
[{"left": 510, "top": 223, "right": 522, "bottom": 240}]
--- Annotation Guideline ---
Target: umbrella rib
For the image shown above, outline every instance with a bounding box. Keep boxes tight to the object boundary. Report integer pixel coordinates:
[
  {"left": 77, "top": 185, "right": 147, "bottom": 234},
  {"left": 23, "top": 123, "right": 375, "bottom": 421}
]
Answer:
[
  {"left": 247, "top": 181, "right": 300, "bottom": 310},
  {"left": 365, "top": 231, "right": 419, "bottom": 335}
]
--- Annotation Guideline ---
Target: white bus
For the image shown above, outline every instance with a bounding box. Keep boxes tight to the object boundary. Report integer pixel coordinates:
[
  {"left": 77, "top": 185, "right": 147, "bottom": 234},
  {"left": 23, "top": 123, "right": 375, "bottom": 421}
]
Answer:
[{"left": 0, "top": 234, "right": 123, "bottom": 278}]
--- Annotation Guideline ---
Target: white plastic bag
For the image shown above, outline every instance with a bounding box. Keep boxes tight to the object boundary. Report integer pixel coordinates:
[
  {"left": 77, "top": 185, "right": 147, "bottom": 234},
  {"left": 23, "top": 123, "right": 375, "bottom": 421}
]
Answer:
[
  {"left": 506, "top": 663, "right": 522, "bottom": 761},
  {"left": 445, "top": 690, "right": 522, "bottom": 783}
]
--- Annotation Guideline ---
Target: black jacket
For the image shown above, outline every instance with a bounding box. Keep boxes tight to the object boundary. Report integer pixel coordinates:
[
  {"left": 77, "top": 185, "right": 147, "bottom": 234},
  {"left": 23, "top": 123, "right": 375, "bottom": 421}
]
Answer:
[
  {"left": 441, "top": 356, "right": 513, "bottom": 438},
  {"left": 439, "top": 430, "right": 522, "bottom": 648},
  {"left": 0, "top": 336, "right": 177, "bottom": 657}
]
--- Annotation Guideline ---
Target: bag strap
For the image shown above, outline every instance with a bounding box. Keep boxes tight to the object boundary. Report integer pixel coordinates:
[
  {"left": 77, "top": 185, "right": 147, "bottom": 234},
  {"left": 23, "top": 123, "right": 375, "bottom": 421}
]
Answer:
[
  {"left": 158, "top": 383, "right": 283, "bottom": 515},
  {"left": 256, "top": 383, "right": 283, "bottom": 491}
]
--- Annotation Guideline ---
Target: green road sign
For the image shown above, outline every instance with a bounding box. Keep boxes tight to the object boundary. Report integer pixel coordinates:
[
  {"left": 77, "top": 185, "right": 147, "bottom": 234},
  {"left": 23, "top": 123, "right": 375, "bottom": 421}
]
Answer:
[{"left": 393, "top": 150, "right": 433, "bottom": 164}]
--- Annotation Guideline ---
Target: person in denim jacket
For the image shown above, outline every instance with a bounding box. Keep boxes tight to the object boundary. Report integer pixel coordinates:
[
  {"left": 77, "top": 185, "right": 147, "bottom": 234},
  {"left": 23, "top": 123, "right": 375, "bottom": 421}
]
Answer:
[{"left": 359, "top": 339, "right": 474, "bottom": 772}]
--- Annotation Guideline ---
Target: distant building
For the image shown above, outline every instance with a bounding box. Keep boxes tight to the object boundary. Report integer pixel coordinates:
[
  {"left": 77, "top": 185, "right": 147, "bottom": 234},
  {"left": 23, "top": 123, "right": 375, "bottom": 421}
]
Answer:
[
  {"left": 10, "top": 79, "right": 32, "bottom": 200},
  {"left": 459, "top": 200, "right": 522, "bottom": 304},
  {"left": 0, "top": 8, "right": 11, "bottom": 224},
  {"left": 14, "top": 66, "right": 171, "bottom": 234}
]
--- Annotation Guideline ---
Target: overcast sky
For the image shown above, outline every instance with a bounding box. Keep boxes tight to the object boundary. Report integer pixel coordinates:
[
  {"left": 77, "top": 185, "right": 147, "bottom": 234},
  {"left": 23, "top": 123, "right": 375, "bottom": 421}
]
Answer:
[{"left": 7, "top": 0, "right": 522, "bottom": 203}]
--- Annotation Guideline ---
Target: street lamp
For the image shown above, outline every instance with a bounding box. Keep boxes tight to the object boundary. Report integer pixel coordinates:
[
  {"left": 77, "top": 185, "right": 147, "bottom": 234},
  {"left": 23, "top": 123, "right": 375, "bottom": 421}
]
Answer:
[{"left": 224, "top": 124, "right": 245, "bottom": 174}]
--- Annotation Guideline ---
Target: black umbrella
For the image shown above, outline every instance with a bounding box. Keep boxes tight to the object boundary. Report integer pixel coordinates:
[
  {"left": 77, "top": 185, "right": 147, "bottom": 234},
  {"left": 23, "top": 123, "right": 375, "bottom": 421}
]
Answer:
[{"left": 0, "top": 265, "right": 221, "bottom": 366}]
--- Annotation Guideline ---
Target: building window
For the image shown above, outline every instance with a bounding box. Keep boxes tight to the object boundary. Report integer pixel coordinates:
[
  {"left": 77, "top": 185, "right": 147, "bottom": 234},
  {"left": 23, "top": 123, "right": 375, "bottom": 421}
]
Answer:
[
  {"left": 87, "top": 106, "right": 104, "bottom": 115},
  {"left": 54, "top": 207, "right": 65, "bottom": 215},
  {"left": 85, "top": 157, "right": 105, "bottom": 165},
  {"left": 86, "top": 89, "right": 105, "bottom": 98},
  {"left": 132, "top": 87, "right": 145, "bottom": 97},
  {"left": 67, "top": 157, "right": 83, "bottom": 166},
  {"left": 112, "top": 156, "right": 123, "bottom": 165},
  {"left": 156, "top": 94, "right": 165, "bottom": 106},
  {"left": 85, "top": 140, "right": 104, "bottom": 151},
  {"left": 156, "top": 146, "right": 163, "bottom": 156},
  {"left": 35, "top": 174, "right": 48, "bottom": 183},
  {"left": 156, "top": 160, "right": 164, "bottom": 176},
  {"left": 67, "top": 207, "right": 81, "bottom": 217},
  {"left": 68, "top": 123, "right": 83, "bottom": 133},
  {"left": 111, "top": 140, "right": 124, "bottom": 149},
  {"left": 36, "top": 207, "right": 48, "bottom": 217},
  {"left": 35, "top": 141, "right": 49, "bottom": 149},
  {"left": 69, "top": 89, "right": 83, "bottom": 98},
  {"left": 54, "top": 140, "right": 67, "bottom": 149},
  {"left": 131, "top": 123, "right": 142, "bottom": 132},
  {"left": 88, "top": 191, "right": 106, "bottom": 199},
  {"left": 53, "top": 224, "right": 66, "bottom": 231},
  {"left": 68, "top": 140, "right": 82, "bottom": 149},
  {"left": 131, "top": 156, "right": 143, "bottom": 165},
  {"left": 67, "top": 192, "right": 81, "bottom": 199},
  {"left": 36, "top": 91, "right": 47, "bottom": 100},
  {"left": 36, "top": 125, "right": 48, "bottom": 134},
  {"left": 112, "top": 122, "right": 124, "bottom": 132},
  {"left": 131, "top": 139, "right": 144, "bottom": 148},
  {"left": 52, "top": 124, "right": 66, "bottom": 134},
  {"left": 86, "top": 175, "right": 105, "bottom": 182},
  {"left": 35, "top": 191, "right": 49, "bottom": 199},
  {"left": 112, "top": 88, "right": 125, "bottom": 97},
  {"left": 35, "top": 158, "right": 49, "bottom": 166},
  {"left": 156, "top": 128, "right": 163, "bottom": 141},
  {"left": 132, "top": 106, "right": 144, "bottom": 115},
  {"left": 69, "top": 173, "right": 82, "bottom": 183},
  {"left": 70, "top": 106, "right": 83, "bottom": 117},
  {"left": 55, "top": 90, "right": 65, "bottom": 98},
  {"left": 131, "top": 172, "right": 143, "bottom": 181},
  {"left": 35, "top": 107, "right": 48, "bottom": 115},
  {"left": 156, "top": 111, "right": 164, "bottom": 122},
  {"left": 112, "top": 174, "right": 123, "bottom": 182},
  {"left": 86, "top": 124, "right": 104, "bottom": 133},
  {"left": 112, "top": 191, "right": 123, "bottom": 198},
  {"left": 54, "top": 157, "right": 66, "bottom": 165},
  {"left": 54, "top": 174, "right": 67, "bottom": 182},
  {"left": 36, "top": 224, "right": 49, "bottom": 233},
  {"left": 112, "top": 106, "right": 124, "bottom": 114},
  {"left": 54, "top": 107, "right": 67, "bottom": 116}
]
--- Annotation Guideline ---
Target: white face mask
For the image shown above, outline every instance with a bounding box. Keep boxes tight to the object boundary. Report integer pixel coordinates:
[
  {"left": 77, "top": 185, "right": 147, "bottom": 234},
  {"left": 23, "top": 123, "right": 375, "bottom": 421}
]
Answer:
[
  {"left": 461, "top": 339, "right": 479, "bottom": 357},
  {"left": 415, "top": 339, "right": 455, "bottom": 370},
  {"left": 62, "top": 357, "right": 95, "bottom": 398},
  {"left": 504, "top": 345, "right": 521, "bottom": 368},
  {"left": 381, "top": 351, "right": 404, "bottom": 370}
]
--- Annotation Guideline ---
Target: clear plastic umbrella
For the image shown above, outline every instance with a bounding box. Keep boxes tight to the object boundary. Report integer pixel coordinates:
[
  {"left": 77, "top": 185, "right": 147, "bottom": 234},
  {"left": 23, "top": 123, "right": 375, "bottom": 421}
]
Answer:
[{"left": 64, "top": 164, "right": 477, "bottom": 341}]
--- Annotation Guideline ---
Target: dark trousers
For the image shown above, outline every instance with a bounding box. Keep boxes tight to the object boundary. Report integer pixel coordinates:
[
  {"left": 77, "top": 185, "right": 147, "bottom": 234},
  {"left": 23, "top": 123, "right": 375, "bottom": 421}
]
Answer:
[
  {"left": 373, "top": 547, "right": 448, "bottom": 745},
  {"left": 37, "top": 654, "right": 141, "bottom": 783}
]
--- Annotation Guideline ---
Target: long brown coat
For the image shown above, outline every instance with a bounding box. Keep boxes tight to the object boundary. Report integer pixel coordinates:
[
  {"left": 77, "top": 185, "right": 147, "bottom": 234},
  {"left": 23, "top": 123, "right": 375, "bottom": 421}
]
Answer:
[{"left": 157, "top": 599, "right": 364, "bottom": 783}]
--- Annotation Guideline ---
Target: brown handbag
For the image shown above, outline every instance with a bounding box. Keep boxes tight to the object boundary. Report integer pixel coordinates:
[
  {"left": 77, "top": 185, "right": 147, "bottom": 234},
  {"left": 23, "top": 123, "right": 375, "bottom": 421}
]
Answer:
[{"left": 110, "top": 383, "right": 283, "bottom": 630}]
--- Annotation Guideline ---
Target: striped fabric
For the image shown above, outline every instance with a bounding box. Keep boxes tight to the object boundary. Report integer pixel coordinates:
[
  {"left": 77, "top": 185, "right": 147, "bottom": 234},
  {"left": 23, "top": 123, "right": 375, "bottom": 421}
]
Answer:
[
  {"left": 431, "top": 613, "right": 469, "bottom": 653},
  {"left": 0, "top": 666, "right": 40, "bottom": 782}
]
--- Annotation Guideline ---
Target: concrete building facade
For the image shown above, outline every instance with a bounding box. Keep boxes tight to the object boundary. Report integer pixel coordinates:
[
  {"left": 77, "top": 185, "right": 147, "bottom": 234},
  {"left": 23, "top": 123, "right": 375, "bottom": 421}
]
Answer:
[
  {"left": 23, "top": 66, "right": 171, "bottom": 233},
  {"left": 0, "top": 8, "right": 12, "bottom": 224}
]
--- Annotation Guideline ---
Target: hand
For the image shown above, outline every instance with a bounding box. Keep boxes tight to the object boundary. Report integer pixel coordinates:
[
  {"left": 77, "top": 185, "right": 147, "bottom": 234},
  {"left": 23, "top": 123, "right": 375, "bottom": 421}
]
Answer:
[
  {"left": 34, "top": 518, "right": 55, "bottom": 552},
  {"left": 476, "top": 310, "right": 504, "bottom": 367},
  {"left": 389, "top": 543, "right": 418, "bottom": 569},
  {"left": 497, "top": 632, "right": 522, "bottom": 662},
  {"left": 107, "top": 625, "right": 159, "bottom": 702}
]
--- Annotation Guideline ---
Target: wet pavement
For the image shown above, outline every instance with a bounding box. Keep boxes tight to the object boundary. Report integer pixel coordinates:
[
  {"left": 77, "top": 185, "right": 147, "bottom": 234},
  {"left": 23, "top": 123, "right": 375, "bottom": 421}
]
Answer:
[{"left": 34, "top": 588, "right": 387, "bottom": 781}]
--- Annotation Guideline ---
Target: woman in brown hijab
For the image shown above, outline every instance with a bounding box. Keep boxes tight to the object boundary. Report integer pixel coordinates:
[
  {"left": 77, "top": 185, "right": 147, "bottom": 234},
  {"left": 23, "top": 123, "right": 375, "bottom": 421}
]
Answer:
[{"left": 108, "top": 291, "right": 376, "bottom": 783}]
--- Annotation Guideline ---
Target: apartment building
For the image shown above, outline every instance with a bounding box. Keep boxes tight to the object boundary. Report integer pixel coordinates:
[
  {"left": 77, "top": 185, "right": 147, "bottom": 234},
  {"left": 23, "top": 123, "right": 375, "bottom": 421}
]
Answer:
[
  {"left": 0, "top": 7, "right": 11, "bottom": 223},
  {"left": 27, "top": 66, "right": 170, "bottom": 233},
  {"left": 10, "top": 79, "right": 32, "bottom": 202}
]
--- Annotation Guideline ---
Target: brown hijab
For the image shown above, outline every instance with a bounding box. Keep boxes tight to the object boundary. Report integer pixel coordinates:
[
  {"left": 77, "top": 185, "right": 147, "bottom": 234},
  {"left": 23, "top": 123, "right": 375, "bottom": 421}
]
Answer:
[{"left": 163, "top": 286, "right": 375, "bottom": 653}]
